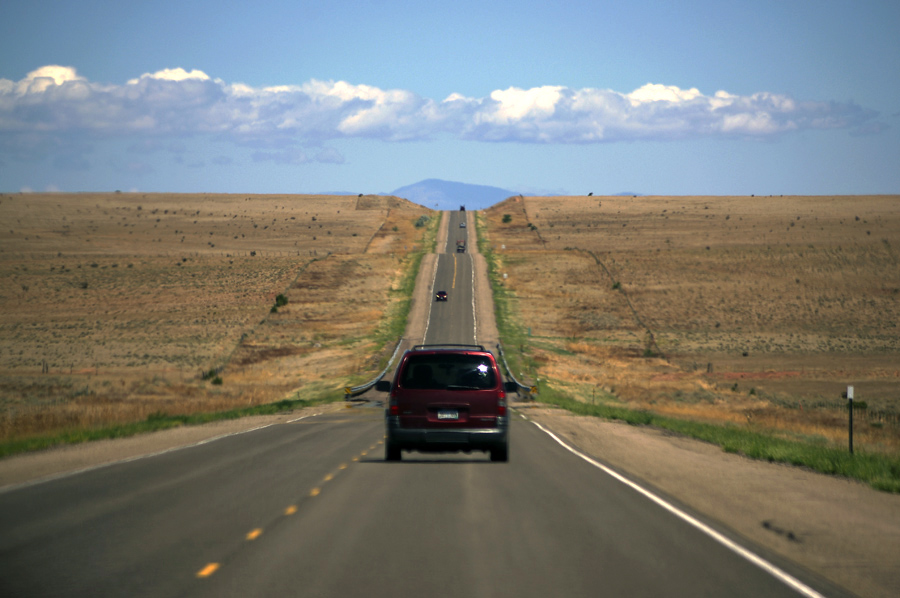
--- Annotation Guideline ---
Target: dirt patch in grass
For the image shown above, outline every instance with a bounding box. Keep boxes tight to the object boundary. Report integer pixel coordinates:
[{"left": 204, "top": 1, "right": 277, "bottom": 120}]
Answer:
[
  {"left": 482, "top": 194, "right": 900, "bottom": 454},
  {"left": 0, "top": 192, "right": 432, "bottom": 443}
]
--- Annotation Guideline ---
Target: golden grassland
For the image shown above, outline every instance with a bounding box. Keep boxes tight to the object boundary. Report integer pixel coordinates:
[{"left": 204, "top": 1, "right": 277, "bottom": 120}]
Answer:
[
  {"left": 0, "top": 192, "right": 431, "bottom": 441},
  {"left": 482, "top": 194, "right": 900, "bottom": 454}
]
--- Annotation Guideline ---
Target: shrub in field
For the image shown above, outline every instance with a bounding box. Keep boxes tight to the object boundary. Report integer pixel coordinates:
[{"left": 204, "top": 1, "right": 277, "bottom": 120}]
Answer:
[{"left": 271, "top": 293, "right": 289, "bottom": 312}]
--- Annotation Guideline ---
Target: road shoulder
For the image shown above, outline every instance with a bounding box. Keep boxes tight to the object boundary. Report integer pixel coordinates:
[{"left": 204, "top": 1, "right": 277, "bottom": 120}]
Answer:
[{"left": 0, "top": 402, "right": 351, "bottom": 492}]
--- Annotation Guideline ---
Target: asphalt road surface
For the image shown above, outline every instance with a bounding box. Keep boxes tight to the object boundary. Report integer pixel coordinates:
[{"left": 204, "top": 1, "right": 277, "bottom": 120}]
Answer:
[
  {"left": 0, "top": 211, "right": 841, "bottom": 597},
  {"left": 426, "top": 211, "right": 476, "bottom": 345}
]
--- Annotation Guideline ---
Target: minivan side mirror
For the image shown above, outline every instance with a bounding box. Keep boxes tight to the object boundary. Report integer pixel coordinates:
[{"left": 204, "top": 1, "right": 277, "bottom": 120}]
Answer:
[
  {"left": 375, "top": 380, "right": 392, "bottom": 392},
  {"left": 504, "top": 381, "right": 519, "bottom": 394}
]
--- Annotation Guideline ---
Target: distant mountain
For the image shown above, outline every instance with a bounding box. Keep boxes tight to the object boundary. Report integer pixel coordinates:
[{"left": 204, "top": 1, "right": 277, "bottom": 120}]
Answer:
[{"left": 391, "top": 179, "right": 517, "bottom": 211}]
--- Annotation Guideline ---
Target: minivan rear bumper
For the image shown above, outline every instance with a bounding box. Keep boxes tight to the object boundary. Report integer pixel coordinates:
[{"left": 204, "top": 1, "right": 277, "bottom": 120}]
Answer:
[{"left": 386, "top": 417, "right": 508, "bottom": 452}]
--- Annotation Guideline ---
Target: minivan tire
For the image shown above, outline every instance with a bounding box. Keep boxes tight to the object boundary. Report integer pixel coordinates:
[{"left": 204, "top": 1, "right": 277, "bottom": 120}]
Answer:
[
  {"left": 385, "top": 443, "right": 402, "bottom": 461},
  {"left": 490, "top": 445, "right": 509, "bottom": 462}
]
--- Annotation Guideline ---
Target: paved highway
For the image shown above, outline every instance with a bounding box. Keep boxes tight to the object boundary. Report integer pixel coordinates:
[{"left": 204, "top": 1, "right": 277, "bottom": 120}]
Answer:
[
  {"left": 0, "top": 211, "right": 838, "bottom": 597},
  {"left": 426, "top": 211, "right": 476, "bottom": 345}
]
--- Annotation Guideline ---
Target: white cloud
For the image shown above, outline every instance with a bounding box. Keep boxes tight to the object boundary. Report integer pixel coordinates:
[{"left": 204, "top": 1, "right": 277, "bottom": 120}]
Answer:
[
  {"left": 627, "top": 83, "right": 703, "bottom": 106},
  {"left": 13, "top": 65, "right": 85, "bottom": 95},
  {"left": 483, "top": 86, "right": 564, "bottom": 123},
  {"left": 0, "top": 65, "right": 884, "bottom": 165},
  {"left": 127, "top": 68, "right": 211, "bottom": 84}
]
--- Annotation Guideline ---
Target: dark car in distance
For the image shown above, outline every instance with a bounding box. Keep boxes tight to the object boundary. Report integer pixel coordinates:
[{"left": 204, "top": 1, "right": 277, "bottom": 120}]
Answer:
[
  {"left": 435, "top": 290, "right": 448, "bottom": 301},
  {"left": 376, "top": 345, "right": 515, "bottom": 462}
]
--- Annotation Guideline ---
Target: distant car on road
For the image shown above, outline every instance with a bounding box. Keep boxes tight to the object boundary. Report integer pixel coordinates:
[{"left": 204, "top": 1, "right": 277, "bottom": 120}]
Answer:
[
  {"left": 376, "top": 344, "right": 515, "bottom": 462},
  {"left": 435, "top": 290, "right": 448, "bottom": 301},
  {"left": 459, "top": 221, "right": 466, "bottom": 228}
]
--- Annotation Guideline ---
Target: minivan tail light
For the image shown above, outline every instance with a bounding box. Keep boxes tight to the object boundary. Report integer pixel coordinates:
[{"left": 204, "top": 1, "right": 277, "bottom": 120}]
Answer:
[
  {"left": 498, "top": 398, "right": 507, "bottom": 416},
  {"left": 389, "top": 397, "right": 399, "bottom": 416}
]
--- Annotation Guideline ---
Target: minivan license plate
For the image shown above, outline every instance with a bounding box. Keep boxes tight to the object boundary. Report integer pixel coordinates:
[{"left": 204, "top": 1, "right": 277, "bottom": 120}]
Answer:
[{"left": 437, "top": 410, "right": 459, "bottom": 420}]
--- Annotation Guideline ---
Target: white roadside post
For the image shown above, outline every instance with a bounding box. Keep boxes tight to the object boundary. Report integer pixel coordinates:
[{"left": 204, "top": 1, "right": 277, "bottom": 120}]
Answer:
[{"left": 847, "top": 385, "right": 854, "bottom": 455}]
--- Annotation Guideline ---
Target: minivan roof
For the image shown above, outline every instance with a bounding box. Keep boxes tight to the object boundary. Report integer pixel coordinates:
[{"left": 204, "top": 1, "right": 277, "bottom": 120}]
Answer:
[{"left": 410, "top": 344, "right": 487, "bottom": 352}]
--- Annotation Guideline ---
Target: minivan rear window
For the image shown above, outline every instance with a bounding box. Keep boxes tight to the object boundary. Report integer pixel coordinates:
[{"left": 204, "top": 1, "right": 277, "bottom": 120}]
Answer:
[{"left": 400, "top": 354, "right": 497, "bottom": 390}]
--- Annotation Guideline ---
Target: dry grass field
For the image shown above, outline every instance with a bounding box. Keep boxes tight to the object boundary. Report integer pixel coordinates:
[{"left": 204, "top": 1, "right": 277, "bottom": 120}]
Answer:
[
  {"left": 0, "top": 192, "right": 431, "bottom": 442},
  {"left": 482, "top": 195, "right": 900, "bottom": 454}
]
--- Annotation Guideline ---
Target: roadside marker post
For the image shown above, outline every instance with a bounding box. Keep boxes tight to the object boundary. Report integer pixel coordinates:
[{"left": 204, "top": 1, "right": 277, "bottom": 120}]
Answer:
[{"left": 846, "top": 385, "right": 854, "bottom": 455}]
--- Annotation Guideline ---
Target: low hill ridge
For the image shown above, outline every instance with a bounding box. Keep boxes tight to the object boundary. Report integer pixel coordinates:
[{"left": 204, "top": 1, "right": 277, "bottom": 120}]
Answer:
[{"left": 391, "top": 179, "right": 517, "bottom": 211}]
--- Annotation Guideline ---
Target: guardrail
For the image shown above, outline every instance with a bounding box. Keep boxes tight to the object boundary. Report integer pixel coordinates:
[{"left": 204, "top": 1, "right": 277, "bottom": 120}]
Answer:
[
  {"left": 343, "top": 338, "right": 404, "bottom": 399},
  {"left": 496, "top": 343, "right": 536, "bottom": 399}
]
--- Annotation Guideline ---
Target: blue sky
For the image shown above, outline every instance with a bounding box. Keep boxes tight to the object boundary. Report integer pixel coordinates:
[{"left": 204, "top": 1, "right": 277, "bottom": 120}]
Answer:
[{"left": 1, "top": 0, "right": 898, "bottom": 196}]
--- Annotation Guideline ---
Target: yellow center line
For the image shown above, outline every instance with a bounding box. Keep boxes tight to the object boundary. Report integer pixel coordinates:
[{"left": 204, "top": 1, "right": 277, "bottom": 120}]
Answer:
[
  {"left": 202, "top": 451, "right": 379, "bottom": 584},
  {"left": 198, "top": 450, "right": 378, "bottom": 579},
  {"left": 452, "top": 254, "right": 457, "bottom": 289},
  {"left": 246, "top": 528, "right": 263, "bottom": 541},
  {"left": 196, "top": 563, "right": 219, "bottom": 578}
]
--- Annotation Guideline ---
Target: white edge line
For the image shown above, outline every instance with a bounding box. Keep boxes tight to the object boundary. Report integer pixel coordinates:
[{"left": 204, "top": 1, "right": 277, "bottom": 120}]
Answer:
[
  {"left": 529, "top": 419, "right": 826, "bottom": 598},
  {"left": 287, "top": 412, "right": 320, "bottom": 423},
  {"left": 1, "top": 422, "right": 283, "bottom": 495},
  {"left": 422, "top": 254, "right": 439, "bottom": 342}
]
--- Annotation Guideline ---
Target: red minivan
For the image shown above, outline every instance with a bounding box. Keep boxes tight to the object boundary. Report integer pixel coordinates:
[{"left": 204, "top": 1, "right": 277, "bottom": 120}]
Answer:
[{"left": 376, "top": 345, "right": 515, "bottom": 462}]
